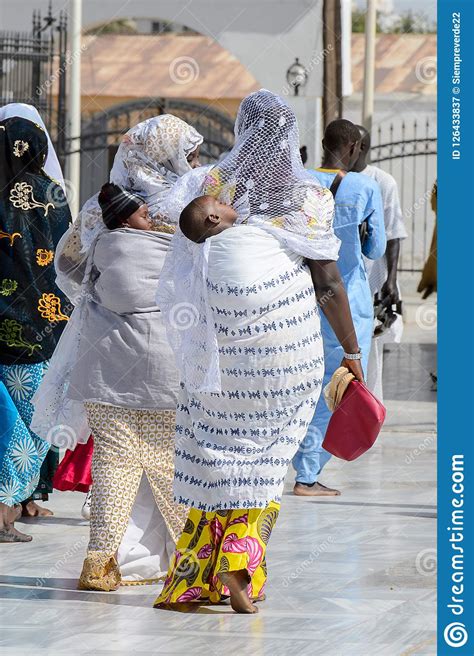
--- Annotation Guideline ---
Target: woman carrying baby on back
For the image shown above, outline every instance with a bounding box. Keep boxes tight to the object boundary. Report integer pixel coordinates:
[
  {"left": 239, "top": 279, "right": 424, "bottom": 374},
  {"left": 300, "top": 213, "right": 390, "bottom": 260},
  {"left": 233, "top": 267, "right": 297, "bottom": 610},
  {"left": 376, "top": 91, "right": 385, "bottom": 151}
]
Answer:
[{"left": 154, "top": 90, "right": 364, "bottom": 613}]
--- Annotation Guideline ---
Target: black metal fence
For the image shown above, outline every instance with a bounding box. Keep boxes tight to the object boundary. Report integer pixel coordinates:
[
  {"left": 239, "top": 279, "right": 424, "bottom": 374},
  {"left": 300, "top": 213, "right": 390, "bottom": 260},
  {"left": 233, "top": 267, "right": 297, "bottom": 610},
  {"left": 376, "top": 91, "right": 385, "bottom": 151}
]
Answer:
[
  {"left": 78, "top": 98, "right": 235, "bottom": 206},
  {"left": 371, "top": 118, "right": 437, "bottom": 273},
  {"left": 0, "top": 7, "right": 68, "bottom": 164}
]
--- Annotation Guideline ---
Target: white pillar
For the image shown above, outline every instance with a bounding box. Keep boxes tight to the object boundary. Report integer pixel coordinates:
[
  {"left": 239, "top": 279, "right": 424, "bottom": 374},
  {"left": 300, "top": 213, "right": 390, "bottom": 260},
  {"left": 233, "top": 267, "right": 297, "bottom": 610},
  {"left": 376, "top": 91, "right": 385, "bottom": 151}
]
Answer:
[
  {"left": 362, "top": 0, "right": 376, "bottom": 132},
  {"left": 68, "top": 0, "right": 82, "bottom": 218},
  {"left": 287, "top": 96, "right": 322, "bottom": 169}
]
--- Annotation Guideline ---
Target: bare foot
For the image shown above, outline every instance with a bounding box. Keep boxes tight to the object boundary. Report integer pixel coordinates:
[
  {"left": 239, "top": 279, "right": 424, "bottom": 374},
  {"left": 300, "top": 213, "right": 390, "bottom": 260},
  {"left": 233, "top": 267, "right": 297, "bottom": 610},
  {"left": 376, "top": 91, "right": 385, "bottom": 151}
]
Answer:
[
  {"left": 21, "top": 500, "right": 54, "bottom": 517},
  {"left": 0, "top": 503, "right": 32, "bottom": 542},
  {"left": 0, "top": 525, "right": 33, "bottom": 542},
  {"left": 293, "top": 482, "right": 341, "bottom": 497},
  {"left": 219, "top": 570, "right": 258, "bottom": 614}
]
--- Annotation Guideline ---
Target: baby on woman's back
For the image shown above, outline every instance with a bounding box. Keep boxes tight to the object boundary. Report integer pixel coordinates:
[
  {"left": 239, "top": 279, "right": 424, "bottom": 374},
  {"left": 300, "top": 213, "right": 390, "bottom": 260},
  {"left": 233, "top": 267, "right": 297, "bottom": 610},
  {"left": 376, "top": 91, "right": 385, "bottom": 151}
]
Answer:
[{"left": 179, "top": 195, "right": 238, "bottom": 243}]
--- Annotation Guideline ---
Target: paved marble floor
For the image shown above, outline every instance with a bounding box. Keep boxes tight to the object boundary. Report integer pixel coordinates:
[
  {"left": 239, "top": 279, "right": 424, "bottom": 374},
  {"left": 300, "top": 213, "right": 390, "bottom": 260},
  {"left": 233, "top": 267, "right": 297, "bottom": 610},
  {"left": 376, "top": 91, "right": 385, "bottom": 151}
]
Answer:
[{"left": 0, "top": 352, "right": 436, "bottom": 655}]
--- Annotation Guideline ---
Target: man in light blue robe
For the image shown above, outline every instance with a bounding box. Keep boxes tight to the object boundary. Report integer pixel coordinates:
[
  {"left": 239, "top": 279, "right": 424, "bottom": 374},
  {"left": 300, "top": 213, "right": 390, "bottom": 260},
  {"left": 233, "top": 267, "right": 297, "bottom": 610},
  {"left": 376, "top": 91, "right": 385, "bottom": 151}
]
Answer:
[{"left": 293, "top": 119, "right": 386, "bottom": 496}]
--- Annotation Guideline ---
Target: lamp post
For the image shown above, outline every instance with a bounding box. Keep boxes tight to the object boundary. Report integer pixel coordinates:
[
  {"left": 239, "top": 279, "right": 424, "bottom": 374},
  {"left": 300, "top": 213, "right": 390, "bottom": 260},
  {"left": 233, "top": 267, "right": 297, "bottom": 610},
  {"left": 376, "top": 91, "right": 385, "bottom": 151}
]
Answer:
[{"left": 286, "top": 58, "right": 308, "bottom": 96}]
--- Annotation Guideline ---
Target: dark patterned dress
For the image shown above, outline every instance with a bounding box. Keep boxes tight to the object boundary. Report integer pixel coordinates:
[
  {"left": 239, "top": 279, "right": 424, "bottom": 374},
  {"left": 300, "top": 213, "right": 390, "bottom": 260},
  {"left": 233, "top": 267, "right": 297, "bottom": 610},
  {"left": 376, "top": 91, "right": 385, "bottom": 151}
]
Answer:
[{"left": 0, "top": 116, "right": 71, "bottom": 502}]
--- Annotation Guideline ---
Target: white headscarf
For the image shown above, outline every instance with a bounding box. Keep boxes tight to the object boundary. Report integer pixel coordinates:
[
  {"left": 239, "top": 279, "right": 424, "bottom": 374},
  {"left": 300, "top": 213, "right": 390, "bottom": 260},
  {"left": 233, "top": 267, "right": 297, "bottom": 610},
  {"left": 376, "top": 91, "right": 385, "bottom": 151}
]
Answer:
[
  {"left": 55, "top": 114, "right": 204, "bottom": 302},
  {"left": 76, "top": 114, "right": 203, "bottom": 252},
  {"left": 0, "top": 103, "right": 65, "bottom": 190}
]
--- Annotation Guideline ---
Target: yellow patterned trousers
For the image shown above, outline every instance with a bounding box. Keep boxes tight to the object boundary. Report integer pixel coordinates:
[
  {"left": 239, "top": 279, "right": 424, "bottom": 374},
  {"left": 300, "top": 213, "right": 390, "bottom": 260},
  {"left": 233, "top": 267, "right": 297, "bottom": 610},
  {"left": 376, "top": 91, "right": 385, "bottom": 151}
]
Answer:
[{"left": 78, "top": 403, "right": 187, "bottom": 591}]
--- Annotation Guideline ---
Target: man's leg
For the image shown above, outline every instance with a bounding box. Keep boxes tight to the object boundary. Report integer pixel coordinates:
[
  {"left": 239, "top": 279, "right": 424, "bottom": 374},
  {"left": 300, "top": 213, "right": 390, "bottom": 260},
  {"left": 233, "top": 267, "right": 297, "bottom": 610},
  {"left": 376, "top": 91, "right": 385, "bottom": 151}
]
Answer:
[
  {"left": 293, "top": 345, "right": 342, "bottom": 497},
  {"left": 293, "top": 395, "right": 339, "bottom": 496}
]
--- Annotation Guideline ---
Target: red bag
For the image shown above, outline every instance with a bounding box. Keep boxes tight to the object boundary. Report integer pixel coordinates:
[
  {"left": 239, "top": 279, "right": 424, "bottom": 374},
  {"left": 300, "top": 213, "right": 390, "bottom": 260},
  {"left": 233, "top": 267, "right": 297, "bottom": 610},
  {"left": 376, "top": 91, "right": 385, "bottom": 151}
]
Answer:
[
  {"left": 53, "top": 435, "right": 94, "bottom": 492},
  {"left": 322, "top": 381, "right": 386, "bottom": 461}
]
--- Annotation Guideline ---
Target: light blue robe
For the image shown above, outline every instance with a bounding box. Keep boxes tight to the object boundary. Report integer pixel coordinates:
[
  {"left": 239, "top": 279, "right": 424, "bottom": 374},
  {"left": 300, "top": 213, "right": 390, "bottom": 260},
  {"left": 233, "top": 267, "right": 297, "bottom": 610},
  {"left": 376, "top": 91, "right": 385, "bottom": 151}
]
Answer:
[{"left": 293, "top": 169, "right": 386, "bottom": 484}]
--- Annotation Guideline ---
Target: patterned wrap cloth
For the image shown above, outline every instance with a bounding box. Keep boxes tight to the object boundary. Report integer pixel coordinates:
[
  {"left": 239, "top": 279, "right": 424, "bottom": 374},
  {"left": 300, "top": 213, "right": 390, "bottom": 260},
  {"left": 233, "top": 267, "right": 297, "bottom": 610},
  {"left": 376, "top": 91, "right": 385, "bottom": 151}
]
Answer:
[{"left": 155, "top": 91, "right": 337, "bottom": 510}]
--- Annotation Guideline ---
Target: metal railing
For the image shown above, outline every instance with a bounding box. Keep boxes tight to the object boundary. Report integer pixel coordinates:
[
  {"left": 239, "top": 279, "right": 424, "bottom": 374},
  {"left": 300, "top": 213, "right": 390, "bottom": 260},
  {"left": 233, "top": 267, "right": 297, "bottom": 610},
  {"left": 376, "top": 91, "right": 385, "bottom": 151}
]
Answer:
[
  {"left": 371, "top": 118, "right": 437, "bottom": 273},
  {"left": 77, "top": 98, "right": 235, "bottom": 205},
  {"left": 0, "top": 6, "right": 68, "bottom": 164}
]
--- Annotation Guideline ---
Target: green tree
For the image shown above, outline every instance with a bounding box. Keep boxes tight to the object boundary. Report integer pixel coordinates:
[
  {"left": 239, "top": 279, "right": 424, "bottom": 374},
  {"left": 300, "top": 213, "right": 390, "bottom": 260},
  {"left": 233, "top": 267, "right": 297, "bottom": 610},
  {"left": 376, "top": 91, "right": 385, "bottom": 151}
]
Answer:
[
  {"left": 352, "top": 9, "right": 436, "bottom": 34},
  {"left": 85, "top": 19, "right": 138, "bottom": 35}
]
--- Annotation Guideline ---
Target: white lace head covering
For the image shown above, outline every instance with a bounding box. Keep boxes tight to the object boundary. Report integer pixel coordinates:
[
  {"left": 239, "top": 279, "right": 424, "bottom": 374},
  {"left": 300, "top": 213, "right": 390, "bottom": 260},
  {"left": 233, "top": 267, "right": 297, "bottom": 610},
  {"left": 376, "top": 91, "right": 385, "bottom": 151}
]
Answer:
[
  {"left": 0, "top": 102, "right": 65, "bottom": 189},
  {"left": 156, "top": 90, "right": 340, "bottom": 393},
  {"left": 77, "top": 114, "right": 203, "bottom": 251},
  {"left": 110, "top": 114, "right": 203, "bottom": 217},
  {"left": 55, "top": 114, "right": 204, "bottom": 303},
  {"left": 202, "top": 89, "right": 339, "bottom": 258}
]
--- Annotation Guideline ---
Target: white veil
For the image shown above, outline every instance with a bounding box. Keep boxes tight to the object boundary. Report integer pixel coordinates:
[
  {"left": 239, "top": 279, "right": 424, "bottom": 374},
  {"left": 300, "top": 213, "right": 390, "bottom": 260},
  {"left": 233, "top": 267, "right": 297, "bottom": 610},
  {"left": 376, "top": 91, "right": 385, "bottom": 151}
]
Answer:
[
  {"left": 0, "top": 102, "right": 65, "bottom": 189},
  {"left": 156, "top": 90, "right": 340, "bottom": 394}
]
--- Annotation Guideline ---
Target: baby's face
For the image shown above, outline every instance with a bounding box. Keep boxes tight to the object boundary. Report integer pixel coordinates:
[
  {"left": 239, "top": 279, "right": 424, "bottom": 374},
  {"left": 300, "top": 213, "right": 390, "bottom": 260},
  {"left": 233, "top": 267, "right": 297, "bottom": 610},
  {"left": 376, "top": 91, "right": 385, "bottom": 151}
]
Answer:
[
  {"left": 205, "top": 196, "right": 238, "bottom": 226},
  {"left": 180, "top": 195, "right": 238, "bottom": 243},
  {"left": 125, "top": 204, "right": 152, "bottom": 230}
]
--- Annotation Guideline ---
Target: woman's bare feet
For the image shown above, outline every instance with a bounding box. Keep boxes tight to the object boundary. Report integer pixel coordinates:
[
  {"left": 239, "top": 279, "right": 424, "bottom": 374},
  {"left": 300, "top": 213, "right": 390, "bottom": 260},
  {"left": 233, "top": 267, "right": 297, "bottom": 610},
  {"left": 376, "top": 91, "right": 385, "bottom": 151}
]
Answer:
[
  {"left": 0, "top": 502, "right": 32, "bottom": 542},
  {"left": 21, "top": 500, "right": 54, "bottom": 517},
  {"left": 0, "top": 525, "right": 33, "bottom": 542},
  {"left": 219, "top": 570, "right": 258, "bottom": 614}
]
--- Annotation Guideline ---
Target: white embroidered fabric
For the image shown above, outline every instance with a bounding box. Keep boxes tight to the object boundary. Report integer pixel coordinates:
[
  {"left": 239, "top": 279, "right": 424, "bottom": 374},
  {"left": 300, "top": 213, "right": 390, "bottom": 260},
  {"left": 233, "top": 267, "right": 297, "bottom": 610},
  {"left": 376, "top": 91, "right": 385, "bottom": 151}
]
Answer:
[{"left": 156, "top": 90, "right": 340, "bottom": 394}]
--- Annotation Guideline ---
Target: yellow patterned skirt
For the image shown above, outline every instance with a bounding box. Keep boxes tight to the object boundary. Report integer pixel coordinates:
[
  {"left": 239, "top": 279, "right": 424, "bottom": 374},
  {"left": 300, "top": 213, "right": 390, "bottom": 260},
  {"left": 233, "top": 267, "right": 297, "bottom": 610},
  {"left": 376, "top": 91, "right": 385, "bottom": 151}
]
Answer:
[{"left": 154, "top": 501, "right": 280, "bottom": 607}]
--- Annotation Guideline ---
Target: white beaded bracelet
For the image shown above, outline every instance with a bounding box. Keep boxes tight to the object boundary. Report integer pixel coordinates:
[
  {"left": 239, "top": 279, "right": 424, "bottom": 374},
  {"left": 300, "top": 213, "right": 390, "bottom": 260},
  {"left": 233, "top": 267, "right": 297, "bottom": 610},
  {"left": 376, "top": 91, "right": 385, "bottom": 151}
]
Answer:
[{"left": 343, "top": 351, "right": 362, "bottom": 360}]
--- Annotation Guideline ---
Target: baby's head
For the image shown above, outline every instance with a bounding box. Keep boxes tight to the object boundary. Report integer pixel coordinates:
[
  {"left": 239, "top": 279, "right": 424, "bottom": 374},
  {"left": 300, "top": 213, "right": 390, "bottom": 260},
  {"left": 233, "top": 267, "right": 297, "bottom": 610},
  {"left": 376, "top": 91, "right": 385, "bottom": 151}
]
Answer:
[
  {"left": 179, "top": 195, "right": 238, "bottom": 243},
  {"left": 98, "top": 183, "right": 152, "bottom": 231}
]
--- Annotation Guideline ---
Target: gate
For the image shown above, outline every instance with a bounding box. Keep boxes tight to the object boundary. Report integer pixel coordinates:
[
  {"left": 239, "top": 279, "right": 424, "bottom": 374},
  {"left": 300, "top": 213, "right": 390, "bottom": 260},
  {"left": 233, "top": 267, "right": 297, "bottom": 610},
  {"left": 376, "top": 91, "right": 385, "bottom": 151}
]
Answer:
[
  {"left": 0, "top": 6, "right": 68, "bottom": 165},
  {"left": 79, "top": 99, "right": 235, "bottom": 205},
  {"left": 371, "top": 119, "right": 437, "bottom": 273}
]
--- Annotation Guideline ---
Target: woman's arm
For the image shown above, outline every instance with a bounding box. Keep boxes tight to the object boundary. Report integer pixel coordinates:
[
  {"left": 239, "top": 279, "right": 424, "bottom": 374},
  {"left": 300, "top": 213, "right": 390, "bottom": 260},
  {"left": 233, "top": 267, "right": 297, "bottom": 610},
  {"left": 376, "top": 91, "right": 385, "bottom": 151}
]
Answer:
[{"left": 307, "top": 259, "right": 364, "bottom": 382}]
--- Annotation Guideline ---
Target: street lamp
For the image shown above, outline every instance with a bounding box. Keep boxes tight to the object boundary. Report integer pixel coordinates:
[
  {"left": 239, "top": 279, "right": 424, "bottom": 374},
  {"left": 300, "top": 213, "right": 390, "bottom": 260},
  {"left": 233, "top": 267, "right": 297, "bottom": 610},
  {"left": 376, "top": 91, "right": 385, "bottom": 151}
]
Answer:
[{"left": 286, "top": 57, "right": 308, "bottom": 96}]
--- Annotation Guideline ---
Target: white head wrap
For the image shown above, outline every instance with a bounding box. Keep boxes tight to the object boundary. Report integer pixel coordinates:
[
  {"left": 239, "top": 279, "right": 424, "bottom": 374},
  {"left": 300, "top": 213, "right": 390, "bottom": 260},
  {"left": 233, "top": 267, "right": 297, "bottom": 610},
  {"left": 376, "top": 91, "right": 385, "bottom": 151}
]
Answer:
[
  {"left": 0, "top": 102, "right": 65, "bottom": 189},
  {"left": 156, "top": 90, "right": 340, "bottom": 393},
  {"left": 77, "top": 114, "right": 203, "bottom": 252},
  {"left": 55, "top": 114, "right": 204, "bottom": 301}
]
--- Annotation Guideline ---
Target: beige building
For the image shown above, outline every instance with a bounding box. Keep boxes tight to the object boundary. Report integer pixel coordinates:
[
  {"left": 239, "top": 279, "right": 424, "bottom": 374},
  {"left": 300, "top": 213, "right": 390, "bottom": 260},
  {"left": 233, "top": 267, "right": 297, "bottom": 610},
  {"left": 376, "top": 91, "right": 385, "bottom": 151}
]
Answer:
[{"left": 79, "top": 33, "right": 260, "bottom": 120}]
